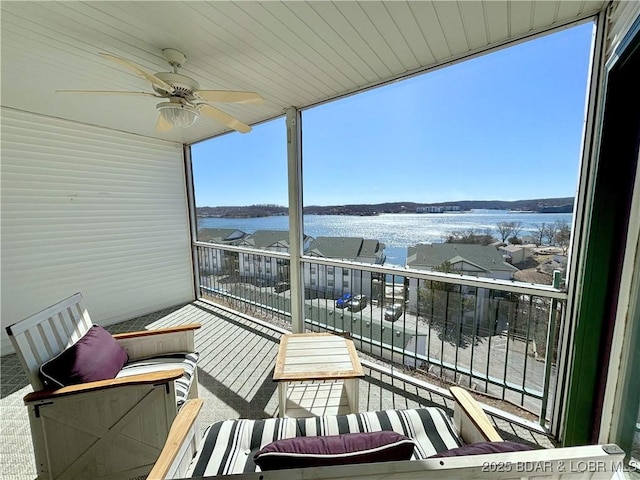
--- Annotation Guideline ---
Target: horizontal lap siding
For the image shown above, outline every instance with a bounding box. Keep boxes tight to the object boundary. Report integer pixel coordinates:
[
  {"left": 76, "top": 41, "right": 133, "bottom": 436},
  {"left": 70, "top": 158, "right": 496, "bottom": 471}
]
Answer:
[
  {"left": 1, "top": 108, "right": 194, "bottom": 354},
  {"left": 608, "top": 1, "right": 640, "bottom": 58}
]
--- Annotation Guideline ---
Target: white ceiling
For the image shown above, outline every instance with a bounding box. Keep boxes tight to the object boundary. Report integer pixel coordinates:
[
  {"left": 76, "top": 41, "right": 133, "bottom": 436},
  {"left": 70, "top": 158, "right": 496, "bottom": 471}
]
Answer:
[{"left": 1, "top": 1, "right": 608, "bottom": 145}]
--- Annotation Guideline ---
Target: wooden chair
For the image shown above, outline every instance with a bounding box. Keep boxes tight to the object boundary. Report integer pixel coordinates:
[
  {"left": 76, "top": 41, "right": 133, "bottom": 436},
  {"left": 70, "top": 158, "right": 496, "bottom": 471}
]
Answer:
[{"left": 6, "top": 292, "right": 201, "bottom": 480}]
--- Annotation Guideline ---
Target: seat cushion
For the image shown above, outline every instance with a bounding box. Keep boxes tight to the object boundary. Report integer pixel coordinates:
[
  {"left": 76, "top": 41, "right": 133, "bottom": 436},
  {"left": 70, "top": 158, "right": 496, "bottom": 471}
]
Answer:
[
  {"left": 253, "top": 431, "right": 415, "bottom": 470},
  {"left": 116, "top": 352, "right": 198, "bottom": 408},
  {"left": 188, "top": 408, "right": 463, "bottom": 476},
  {"left": 40, "top": 325, "right": 129, "bottom": 388}
]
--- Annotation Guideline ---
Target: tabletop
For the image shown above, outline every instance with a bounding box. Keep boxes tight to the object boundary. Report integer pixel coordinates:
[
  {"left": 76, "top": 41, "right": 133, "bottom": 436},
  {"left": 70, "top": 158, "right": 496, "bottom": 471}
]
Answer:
[{"left": 273, "top": 332, "right": 364, "bottom": 382}]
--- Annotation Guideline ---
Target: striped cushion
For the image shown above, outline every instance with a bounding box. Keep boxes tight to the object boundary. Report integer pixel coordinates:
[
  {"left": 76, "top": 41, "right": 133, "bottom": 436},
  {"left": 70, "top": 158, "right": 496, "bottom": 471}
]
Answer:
[
  {"left": 116, "top": 352, "right": 198, "bottom": 408},
  {"left": 188, "top": 408, "right": 463, "bottom": 476}
]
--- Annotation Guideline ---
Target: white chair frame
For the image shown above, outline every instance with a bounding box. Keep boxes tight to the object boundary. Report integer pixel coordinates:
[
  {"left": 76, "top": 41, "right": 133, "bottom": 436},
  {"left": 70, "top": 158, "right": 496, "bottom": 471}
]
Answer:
[
  {"left": 6, "top": 292, "right": 201, "bottom": 480},
  {"left": 148, "top": 389, "right": 626, "bottom": 480}
]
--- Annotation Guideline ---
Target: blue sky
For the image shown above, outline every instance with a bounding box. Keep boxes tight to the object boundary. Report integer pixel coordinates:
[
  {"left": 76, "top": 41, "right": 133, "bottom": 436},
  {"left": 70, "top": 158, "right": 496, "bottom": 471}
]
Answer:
[{"left": 192, "top": 21, "right": 594, "bottom": 208}]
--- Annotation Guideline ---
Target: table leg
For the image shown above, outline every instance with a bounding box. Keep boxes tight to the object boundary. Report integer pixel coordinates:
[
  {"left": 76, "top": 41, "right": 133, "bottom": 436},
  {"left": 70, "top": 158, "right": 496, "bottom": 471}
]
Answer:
[
  {"left": 278, "top": 382, "right": 287, "bottom": 418},
  {"left": 345, "top": 378, "right": 359, "bottom": 413}
]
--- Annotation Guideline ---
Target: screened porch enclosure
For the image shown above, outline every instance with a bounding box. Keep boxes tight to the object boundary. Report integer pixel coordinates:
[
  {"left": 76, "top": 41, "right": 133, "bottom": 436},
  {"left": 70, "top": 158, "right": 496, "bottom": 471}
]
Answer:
[{"left": 2, "top": 1, "right": 640, "bottom": 478}]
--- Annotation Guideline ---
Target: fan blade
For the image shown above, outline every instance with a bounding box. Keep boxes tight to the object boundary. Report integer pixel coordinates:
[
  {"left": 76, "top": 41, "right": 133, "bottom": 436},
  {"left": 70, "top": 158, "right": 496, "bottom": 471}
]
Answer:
[
  {"left": 100, "top": 53, "right": 174, "bottom": 93},
  {"left": 196, "top": 90, "right": 264, "bottom": 104},
  {"left": 57, "top": 90, "right": 161, "bottom": 97},
  {"left": 155, "top": 114, "right": 173, "bottom": 132},
  {"left": 199, "top": 104, "right": 251, "bottom": 133}
]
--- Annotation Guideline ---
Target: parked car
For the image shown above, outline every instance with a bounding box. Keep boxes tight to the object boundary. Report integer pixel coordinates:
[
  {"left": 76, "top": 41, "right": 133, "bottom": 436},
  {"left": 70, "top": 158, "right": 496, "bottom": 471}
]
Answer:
[
  {"left": 384, "top": 304, "right": 403, "bottom": 322},
  {"left": 274, "top": 281, "right": 290, "bottom": 293},
  {"left": 348, "top": 294, "right": 369, "bottom": 312},
  {"left": 335, "top": 293, "right": 353, "bottom": 309}
]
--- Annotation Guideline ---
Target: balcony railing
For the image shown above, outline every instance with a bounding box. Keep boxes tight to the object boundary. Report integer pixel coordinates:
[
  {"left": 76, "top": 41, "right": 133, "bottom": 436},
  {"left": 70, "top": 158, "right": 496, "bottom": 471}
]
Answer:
[{"left": 195, "top": 241, "right": 567, "bottom": 429}]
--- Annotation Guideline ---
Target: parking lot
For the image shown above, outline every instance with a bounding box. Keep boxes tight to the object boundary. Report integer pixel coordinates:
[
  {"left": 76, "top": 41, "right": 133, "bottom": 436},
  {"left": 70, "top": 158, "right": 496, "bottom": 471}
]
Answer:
[
  {"left": 202, "top": 274, "right": 419, "bottom": 330},
  {"left": 306, "top": 296, "right": 420, "bottom": 331},
  {"left": 202, "top": 274, "right": 554, "bottom": 413}
]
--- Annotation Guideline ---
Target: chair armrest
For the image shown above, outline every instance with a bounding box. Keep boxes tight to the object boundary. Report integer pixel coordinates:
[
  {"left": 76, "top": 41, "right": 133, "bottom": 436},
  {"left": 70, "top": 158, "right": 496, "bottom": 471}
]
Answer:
[
  {"left": 112, "top": 323, "right": 201, "bottom": 340},
  {"left": 148, "top": 398, "right": 204, "bottom": 480},
  {"left": 24, "top": 368, "right": 184, "bottom": 403},
  {"left": 114, "top": 324, "right": 201, "bottom": 361},
  {"left": 450, "top": 386, "right": 503, "bottom": 443}
]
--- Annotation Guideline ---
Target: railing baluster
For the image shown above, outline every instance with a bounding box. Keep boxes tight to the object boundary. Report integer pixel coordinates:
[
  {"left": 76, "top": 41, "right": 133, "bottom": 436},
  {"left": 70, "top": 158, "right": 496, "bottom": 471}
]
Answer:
[
  {"left": 469, "top": 287, "right": 478, "bottom": 390},
  {"left": 486, "top": 295, "right": 497, "bottom": 397},
  {"left": 194, "top": 242, "right": 567, "bottom": 429},
  {"left": 501, "top": 298, "right": 514, "bottom": 402},
  {"left": 521, "top": 294, "right": 534, "bottom": 408},
  {"left": 541, "top": 270, "right": 562, "bottom": 428}
]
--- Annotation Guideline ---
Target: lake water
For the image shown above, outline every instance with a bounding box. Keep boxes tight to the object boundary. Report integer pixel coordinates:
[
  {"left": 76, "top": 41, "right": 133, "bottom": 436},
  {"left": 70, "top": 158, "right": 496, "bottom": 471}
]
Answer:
[{"left": 198, "top": 210, "right": 573, "bottom": 266}]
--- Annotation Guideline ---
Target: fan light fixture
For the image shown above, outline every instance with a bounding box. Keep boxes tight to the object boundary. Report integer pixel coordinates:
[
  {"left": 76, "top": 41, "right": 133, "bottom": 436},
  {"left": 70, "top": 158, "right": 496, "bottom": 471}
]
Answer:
[{"left": 156, "top": 101, "right": 199, "bottom": 128}]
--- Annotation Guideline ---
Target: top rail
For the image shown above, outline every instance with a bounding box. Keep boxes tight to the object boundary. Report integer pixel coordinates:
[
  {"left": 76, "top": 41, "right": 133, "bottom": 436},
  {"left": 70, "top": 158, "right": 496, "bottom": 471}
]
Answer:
[{"left": 194, "top": 240, "right": 567, "bottom": 299}]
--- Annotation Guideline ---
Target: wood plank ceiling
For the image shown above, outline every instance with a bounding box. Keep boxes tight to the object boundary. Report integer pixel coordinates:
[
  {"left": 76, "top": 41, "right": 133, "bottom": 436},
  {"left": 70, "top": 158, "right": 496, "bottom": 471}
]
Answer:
[{"left": 1, "top": 1, "right": 608, "bottom": 145}]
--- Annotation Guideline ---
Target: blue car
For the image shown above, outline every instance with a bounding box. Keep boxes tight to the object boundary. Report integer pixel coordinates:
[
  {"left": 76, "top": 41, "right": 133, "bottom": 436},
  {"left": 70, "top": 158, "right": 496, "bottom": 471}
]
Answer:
[{"left": 335, "top": 293, "right": 353, "bottom": 309}]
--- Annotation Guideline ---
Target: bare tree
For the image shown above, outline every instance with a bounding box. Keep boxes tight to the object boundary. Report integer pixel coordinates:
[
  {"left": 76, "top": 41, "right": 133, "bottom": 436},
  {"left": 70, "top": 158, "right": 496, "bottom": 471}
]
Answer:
[
  {"left": 554, "top": 220, "right": 571, "bottom": 254},
  {"left": 532, "top": 223, "right": 547, "bottom": 246},
  {"left": 445, "top": 229, "right": 494, "bottom": 245},
  {"left": 511, "top": 221, "right": 523, "bottom": 239},
  {"left": 496, "top": 222, "right": 512, "bottom": 242},
  {"left": 543, "top": 223, "right": 557, "bottom": 245},
  {"left": 496, "top": 221, "right": 523, "bottom": 243}
]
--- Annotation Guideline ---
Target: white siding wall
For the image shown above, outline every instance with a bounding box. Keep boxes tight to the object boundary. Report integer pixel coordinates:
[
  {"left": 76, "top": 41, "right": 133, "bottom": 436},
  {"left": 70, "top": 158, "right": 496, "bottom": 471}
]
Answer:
[
  {"left": 1, "top": 109, "right": 194, "bottom": 354},
  {"left": 607, "top": 1, "right": 640, "bottom": 59}
]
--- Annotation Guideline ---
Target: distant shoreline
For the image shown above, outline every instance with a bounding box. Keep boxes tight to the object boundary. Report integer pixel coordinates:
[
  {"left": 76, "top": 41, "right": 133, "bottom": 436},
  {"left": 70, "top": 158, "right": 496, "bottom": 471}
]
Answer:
[
  {"left": 196, "top": 210, "right": 574, "bottom": 267},
  {"left": 196, "top": 197, "right": 574, "bottom": 218}
]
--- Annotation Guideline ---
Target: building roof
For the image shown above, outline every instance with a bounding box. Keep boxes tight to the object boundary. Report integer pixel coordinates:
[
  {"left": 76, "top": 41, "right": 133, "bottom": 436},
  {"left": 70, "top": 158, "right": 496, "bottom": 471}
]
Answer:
[
  {"left": 499, "top": 244, "right": 531, "bottom": 253},
  {"left": 197, "top": 228, "right": 247, "bottom": 244},
  {"left": 306, "top": 236, "right": 385, "bottom": 263},
  {"left": 242, "top": 230, "right": 291, "bottom": 249},
  {"left": 239, "top": 230, "right": 313, "bottom": 249},
  {"left": 406, "top": 243, "right": 518, "bottom": 273},
  {"left": 360, "top": 239, "right": 386, "bottom": 257}
]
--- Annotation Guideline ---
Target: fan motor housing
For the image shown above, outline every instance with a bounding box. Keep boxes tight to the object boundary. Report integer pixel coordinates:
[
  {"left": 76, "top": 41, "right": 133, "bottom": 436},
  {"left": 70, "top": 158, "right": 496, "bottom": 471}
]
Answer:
[
  {"left": 162, "top": 48, "right": 186, "bottom": 67},
  {"left": 153, "top": 72, "right": 200, "bottom": 98}
]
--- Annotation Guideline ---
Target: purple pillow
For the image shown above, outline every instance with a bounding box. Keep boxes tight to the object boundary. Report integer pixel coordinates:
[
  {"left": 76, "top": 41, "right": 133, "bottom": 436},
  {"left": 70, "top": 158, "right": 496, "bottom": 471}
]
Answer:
[
  {"left": 253, "top": 431, "right": 415, "bottom": 471},
  {"left": 429, "top": 441, "right": 534, "bottom": 458},
  {"left": 40, "top": 325, "right": 129, "bottom": 388}
]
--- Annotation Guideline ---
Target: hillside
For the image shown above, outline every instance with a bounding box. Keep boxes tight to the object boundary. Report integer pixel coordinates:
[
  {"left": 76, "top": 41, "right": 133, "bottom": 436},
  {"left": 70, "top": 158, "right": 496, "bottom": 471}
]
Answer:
[{"left": 196, "top": 197, "right": 574, "bottom": 218}]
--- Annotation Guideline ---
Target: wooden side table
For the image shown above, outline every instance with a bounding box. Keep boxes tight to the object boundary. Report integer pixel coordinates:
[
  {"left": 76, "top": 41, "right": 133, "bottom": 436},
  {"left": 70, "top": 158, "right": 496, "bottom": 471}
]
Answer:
[{"left": 273, "top": 333, "right": 364, "bottom": 418}]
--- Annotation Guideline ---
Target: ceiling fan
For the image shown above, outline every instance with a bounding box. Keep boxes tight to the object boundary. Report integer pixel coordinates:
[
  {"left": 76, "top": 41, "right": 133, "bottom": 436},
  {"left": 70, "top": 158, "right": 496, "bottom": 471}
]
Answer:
[{"left": 58, "top": 48, "right": 263, "bottom": 133}]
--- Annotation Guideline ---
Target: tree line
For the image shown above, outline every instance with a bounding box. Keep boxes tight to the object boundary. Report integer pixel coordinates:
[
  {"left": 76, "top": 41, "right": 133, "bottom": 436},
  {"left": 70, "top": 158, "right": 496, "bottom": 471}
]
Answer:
[{"left": 444, "top": 220, "right": 571, "bottom": 254}]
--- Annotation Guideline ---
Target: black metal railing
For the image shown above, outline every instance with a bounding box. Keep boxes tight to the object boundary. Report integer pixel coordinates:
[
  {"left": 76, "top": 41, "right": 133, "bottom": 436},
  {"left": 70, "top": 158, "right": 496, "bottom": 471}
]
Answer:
[{"left": 195, "top": 241, "right": 566, "bottom": 428}]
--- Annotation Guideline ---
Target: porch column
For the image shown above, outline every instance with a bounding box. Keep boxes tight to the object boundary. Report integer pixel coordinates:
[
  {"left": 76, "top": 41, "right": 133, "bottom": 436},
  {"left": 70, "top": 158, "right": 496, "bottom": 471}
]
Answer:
[{"left": 286, "top": 107, "right": 304, "bottom": 333}]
